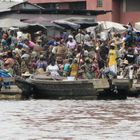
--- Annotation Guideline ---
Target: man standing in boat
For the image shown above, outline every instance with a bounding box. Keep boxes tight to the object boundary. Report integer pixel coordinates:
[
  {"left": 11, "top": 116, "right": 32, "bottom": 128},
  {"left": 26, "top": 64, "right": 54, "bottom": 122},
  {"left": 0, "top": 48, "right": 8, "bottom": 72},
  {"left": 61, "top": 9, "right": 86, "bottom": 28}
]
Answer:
[{"left": 107, "top": 43, "right": 118, "bottom": 78}]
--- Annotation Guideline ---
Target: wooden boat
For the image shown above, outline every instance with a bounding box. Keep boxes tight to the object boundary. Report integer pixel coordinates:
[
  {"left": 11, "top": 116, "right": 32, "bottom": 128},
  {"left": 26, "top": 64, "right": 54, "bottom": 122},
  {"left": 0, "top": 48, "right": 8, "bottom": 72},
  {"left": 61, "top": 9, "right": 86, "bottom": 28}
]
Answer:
[
  {"left": 0, "top": 72, "right": 22, "bottom": 100},
  {"left": 0, "top": 85, "right": 22, "bottom": 100},
  {"left": 15, "top": 74, "right": 128, "bottom": 100}
]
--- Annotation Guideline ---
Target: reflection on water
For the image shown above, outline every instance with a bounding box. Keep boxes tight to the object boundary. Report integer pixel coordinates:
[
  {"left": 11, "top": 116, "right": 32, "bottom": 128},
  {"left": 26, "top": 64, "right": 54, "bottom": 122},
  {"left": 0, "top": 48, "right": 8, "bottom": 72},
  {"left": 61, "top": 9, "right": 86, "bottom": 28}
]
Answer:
[{"left": 0, "top": 98, "right": 140, "bottom": 140}]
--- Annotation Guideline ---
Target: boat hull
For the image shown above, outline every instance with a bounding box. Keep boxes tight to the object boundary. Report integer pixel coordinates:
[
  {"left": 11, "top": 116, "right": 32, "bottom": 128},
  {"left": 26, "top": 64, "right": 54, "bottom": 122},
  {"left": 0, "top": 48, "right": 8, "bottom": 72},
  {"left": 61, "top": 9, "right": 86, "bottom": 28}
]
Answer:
[
  {"left": 15, "top": 76, "right": 128, "bottom": 100},
  {"left": 32, "top": 80, "right": 97, "bottom": 99}
]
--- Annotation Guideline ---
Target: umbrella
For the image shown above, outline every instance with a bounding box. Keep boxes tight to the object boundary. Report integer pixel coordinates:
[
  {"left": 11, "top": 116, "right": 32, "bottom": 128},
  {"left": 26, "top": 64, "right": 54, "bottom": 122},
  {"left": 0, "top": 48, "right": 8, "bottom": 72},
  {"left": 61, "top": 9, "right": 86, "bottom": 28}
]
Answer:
[
  {"left": 135, "top": 22, "right": 140, "bottom": 31},
  {"left": 52, "top": 20, "right": 80, "bottom": 30},
  {"left": 20, "top": 24, "right": 47, "bottom": 33},
  {"left": 98, "top": 21, "right": 127, "bottom": 32},
  {"left": 77, "top": 22, "right": 98, "bottom": 29}
]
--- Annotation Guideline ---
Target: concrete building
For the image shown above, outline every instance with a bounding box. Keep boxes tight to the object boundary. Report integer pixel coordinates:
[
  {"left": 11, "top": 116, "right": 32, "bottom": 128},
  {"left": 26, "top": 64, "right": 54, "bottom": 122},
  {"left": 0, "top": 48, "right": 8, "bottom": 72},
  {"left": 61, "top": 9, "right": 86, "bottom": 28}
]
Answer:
[{"left": 28, "top": 0, "right": 140, "bottom": 25}]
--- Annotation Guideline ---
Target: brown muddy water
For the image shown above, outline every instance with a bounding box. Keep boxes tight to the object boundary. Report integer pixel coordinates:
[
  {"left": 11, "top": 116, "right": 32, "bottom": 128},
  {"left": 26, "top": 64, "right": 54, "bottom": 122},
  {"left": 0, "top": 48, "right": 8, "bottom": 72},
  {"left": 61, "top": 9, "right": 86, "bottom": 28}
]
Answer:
[{"left": 0, "top": 98, "right": 140, "bottom": 140}]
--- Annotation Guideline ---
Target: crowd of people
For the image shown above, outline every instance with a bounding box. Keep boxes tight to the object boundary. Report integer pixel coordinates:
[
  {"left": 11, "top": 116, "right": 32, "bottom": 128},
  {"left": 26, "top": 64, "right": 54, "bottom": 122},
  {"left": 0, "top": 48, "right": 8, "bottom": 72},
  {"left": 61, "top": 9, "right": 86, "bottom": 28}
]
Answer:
[{"left": 0, "top": 23, "right": 140, "bottom": 83}]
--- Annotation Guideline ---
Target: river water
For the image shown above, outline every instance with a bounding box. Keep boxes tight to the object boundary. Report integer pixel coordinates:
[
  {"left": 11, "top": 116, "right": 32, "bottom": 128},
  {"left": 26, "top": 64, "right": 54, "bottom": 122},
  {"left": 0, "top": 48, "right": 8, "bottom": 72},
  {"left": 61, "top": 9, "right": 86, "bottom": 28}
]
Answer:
[{"left": 0, "top": 98, "right": 140, "bottom": 140}]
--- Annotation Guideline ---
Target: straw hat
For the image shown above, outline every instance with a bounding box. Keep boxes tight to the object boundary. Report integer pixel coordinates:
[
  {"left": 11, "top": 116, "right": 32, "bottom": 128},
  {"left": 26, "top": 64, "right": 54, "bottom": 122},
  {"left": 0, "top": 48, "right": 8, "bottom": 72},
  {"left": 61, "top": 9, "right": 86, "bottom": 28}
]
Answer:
[
  {"left": 22, "top": 71, "right": 31, "bottom": 77},
  {"left": 36, "top": 68, "right": 46, "bottom": 74}
]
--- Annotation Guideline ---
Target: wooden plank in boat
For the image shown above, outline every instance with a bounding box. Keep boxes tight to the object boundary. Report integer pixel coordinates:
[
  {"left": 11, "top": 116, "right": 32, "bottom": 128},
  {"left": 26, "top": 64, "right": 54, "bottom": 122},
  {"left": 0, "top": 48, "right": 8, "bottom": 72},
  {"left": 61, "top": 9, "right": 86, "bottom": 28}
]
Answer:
[
  {"left": 112, "top": 79, "right": 130, "bottom": 86},
  {"left": 93, "top": 79, "right": 109, "bottom": 89},
  {"left": 33, "top": 74, "right": 63, "bottom": 80},
  {"left": 33, "top": 74, "right": 52, "bottom": 80}
]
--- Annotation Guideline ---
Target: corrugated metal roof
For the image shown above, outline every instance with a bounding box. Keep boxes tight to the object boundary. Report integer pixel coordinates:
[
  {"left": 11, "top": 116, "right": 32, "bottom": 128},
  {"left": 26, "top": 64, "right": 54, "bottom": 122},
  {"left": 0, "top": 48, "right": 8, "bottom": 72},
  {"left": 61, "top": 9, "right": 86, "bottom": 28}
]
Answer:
[
  {"left": 0, "top": 1, "right": 44, "bottom": 12},
  {"left": 10, "top": 1, "right": 45, "bottom": 10},
  {"left": 0, "top": 1, "right": 19, "bottom": 12},
  {"left": 0, "top": 13, "right": 95, "bottom": 21}
]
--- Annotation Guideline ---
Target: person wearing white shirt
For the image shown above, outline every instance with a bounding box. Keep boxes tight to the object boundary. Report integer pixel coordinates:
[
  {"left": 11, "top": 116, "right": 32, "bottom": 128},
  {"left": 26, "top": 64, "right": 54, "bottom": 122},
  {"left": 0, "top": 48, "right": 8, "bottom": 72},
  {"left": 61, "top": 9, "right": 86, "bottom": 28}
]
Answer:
[
  {"left": 46, "top": 61, "right": 60, "bottom": 77},
  {"left": 66, "top": 35, "right": 77, "bottom": 50}
]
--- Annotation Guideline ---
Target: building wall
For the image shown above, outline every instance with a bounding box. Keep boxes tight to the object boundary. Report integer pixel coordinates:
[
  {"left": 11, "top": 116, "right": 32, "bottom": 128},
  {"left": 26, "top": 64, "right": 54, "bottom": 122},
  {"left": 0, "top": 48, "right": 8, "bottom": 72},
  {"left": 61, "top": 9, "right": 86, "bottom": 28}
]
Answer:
[
  {"left": 58, "top": 3, "right": 69, "bottom": 9},
  {"left": 86, "top": 0, "right": 140, "bottom": 24},
  {"left": 126, "top": 0, "right": 140, "bottom": 12},
  {"left": 86, "top": 0, "right": 113, "bottom": 21},
  {"left": 28, "top": 0, "right": 140, "bottom": 24},
  {"left": 119, "top": 0, "right": 140, "bottom": 25},
  {"left": 29, "top": 0, "right": 113, "bottom": 21},
  {"left": 120, "top": 12, "right": 140, "bottom": 25},
  {"left": 112, "top": 0, "right": 121, "bottom": 23}
]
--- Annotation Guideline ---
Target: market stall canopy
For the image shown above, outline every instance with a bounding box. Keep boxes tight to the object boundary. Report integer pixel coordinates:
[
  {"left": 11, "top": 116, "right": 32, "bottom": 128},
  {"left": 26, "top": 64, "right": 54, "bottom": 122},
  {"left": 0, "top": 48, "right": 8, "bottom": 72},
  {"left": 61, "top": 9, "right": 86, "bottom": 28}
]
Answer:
[
  {"left": 21, "top": 16, "right": 48, "bottom": 24},
  {"left": 19, "top": 24, "right": 47, "bottom": 33},
  {"left": 63, "top": 17, "right": 98, "bottom": 29},
  {"left": 98, "top": 21, "right": 127, "bottom": 32},
  {"left": 21, "top": 16, "right": 64, "bottom": 29},
  {"left": 52, "top": 20, "right": 80, "bottom": 30},
  {"left": 0, "top": 18, "right": 28, "bottom": 28}
]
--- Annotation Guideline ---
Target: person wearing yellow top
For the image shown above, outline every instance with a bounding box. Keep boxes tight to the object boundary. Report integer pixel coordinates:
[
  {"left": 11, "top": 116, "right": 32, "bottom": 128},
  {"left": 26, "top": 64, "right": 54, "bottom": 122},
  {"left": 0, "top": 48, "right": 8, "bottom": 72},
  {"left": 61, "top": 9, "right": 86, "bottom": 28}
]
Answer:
[
  {"left": 108, "top": 44, "right": 118, "bottom": 75},
  {"left": 70, "top": 59, "right": 78, "bottom": 78}
]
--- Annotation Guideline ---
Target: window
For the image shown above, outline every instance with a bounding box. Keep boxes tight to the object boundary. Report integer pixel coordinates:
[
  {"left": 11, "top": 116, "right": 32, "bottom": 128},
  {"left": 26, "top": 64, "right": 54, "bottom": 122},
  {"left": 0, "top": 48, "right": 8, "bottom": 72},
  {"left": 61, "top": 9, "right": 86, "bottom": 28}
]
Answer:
[
  {"left": 97, "top": 0, "right": 103, "bottom": 7},
  {"left": 126, "top": 0, "right": 140, "bottom": 12}
]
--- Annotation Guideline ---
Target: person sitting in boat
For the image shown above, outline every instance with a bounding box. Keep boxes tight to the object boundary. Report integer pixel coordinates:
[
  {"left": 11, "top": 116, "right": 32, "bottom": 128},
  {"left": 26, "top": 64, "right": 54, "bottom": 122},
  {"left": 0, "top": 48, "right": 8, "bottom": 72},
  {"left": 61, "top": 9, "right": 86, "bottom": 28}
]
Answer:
[
  {"left": 78, "top": 64, "right": 87, "bottom": 79},
  {"left": 21, "top": 58, "right": 29, "bottom": 75},
  {"left": 63, "top": 59, "right": 71, "bottom": 77},
  {"left": 2, "top": 62, "right": 13, "bottom": 89},
  {"left": 56, "top": 57, "right": 64, "bottom": 76},
  {"left": 36, "top": 55, "right": 47, "bottom": 71},
  {"left": 84, "top": 57, "right": 94, "bottom": 79},
  {"left": 46, "top": 60, "right": 61, "bottom": 79},
  {"left": 4, "top": 51, "right": 15, "bottom": 68},
  {"left": 92, "top": 57, "right": 100, "bottom": 78}
]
